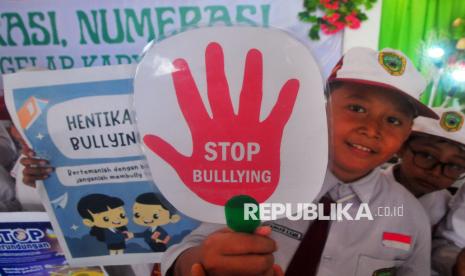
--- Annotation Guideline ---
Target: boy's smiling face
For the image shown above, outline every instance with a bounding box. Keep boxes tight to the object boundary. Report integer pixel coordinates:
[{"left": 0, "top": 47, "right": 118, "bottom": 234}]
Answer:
[
  {"left": 327, "top": 82, "right": 414, "bottom": 182},
  {"left": 87, "top": 206, "right": 128, "bottom": 228},
  {"left": 398, "top": 135, "right": 465, "bottom": 196},
  {"left": 133, "top": 202, "right": 171, "bottom": 227}
]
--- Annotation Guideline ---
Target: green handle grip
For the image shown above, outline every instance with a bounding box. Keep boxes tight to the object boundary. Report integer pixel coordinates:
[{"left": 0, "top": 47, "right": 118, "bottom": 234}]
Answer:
[{"left": 225, "top": 195, "right": 261, "bottom": 233}]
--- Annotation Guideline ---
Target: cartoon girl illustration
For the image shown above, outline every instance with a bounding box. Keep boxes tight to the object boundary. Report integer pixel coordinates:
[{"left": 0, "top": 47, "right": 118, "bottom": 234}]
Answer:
[{"left": 77, "top": 193, "right": 132, "bottom": 255}]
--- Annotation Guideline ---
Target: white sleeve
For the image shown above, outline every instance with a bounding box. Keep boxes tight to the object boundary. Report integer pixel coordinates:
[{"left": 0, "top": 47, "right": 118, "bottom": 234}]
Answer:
[
  {"left": 0, "top": 124, "right": 17, "bottom": 168},
  {"left": 0, "top": 166, "right": 21, "bottom": 211},
  {"left": 397, "top": 217, "right": 432, "bottom": 276},
  {"left": 431, "top": 238, "right": 461, "bottom": 276},
  {"left": 419, "top": 190, "right": 452, "bottom": 226},
  {"left": 161, "top": 222, "right": 224, "bottom": 275},
  {"left": 437, "top": 185, "right": 465, "bottom": 248}
]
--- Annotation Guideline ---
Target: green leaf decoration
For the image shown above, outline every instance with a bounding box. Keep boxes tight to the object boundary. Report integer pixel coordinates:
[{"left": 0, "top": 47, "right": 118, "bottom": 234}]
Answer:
[
  {"left": 309, "top": 15, "right": 318, "bottom": 23},
  {"left": 310, "top": 24, "right": 321, "bottom": 40},
  {"left": 298, "top": 0, "right": 378, "bottom": 40},
  {"left": 358, "top": 12, "right": 368, "bottom": 21}
]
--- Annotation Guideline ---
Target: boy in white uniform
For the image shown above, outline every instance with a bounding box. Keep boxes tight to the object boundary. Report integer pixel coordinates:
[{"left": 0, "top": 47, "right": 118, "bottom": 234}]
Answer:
[
  {"left": 383, "top": 107, "right": 465, "bottom": 226},
  {"left": 162, "top": 47, "right": 438, "bottom": 275},
  {"left": 429, "top": 113, "right": 465, "bottom": 275}
]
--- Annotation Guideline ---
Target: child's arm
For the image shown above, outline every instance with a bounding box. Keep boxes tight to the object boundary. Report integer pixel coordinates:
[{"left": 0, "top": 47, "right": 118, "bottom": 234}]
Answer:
[{"left": 171, "top": 226, "right": 279, "bottom": 276}]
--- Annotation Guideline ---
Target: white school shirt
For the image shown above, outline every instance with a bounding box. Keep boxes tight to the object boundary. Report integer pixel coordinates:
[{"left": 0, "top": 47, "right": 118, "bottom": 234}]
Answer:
[
  {"left": 0, "top": 165, "right": 21, "bottom": 211},
  {"left": 162, "top": 168, "right": 431, "bottom": 276},
  {"left": 435, "top": 182, "right": 465, "bottom": 248},
  {"left": 431, "top": 182, "right": 465, "bottom": 276},
  {"left": 383, "top": 165, "right": 452, "bottom": 226},
  {"left": 419, "top": 190, "right": 452, "bottom": 226},
  {"left": 0, "top": 123, "right": 17, "bottom": 169}
]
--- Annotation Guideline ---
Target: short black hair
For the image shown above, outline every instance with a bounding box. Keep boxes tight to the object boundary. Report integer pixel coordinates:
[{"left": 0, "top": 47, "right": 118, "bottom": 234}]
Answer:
[
  {"left": 77, "top": 193, "right": 124, "bottom": 221},
  {"left": 324, "top": 81, "right": 342, "bottom": 98},
  {"left": 135, "top": 192, "right": 167, "bottom": 209}
]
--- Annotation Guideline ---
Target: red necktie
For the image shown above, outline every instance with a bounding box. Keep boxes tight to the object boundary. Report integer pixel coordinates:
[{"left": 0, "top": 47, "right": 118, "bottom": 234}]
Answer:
[{"left": 285, "top": 196, "right": 334, "bottom": 276}]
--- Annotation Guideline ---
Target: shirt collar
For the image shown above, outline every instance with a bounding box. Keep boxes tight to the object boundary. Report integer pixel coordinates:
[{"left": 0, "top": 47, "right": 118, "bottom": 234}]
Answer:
[
  {"left": 317, "top": 169, "right": 340, "bottom": 201},
  {"left": 327, "top": 168, "right": 381, "bottom": 204},
  {"left": 382, "top": 165, "right": 398, "bottom": 184},
  {"left": 151, "top": 226, "right": 158, "bottom": 232}
]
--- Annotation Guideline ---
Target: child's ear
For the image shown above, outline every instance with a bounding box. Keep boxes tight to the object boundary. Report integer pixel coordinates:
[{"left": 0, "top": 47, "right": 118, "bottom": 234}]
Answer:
[
  {"left": 170, "top": 214, "right": 181, "bottom": 223},
  {"left": 82, "top": 219, "right": 94, "bottom": 227}
]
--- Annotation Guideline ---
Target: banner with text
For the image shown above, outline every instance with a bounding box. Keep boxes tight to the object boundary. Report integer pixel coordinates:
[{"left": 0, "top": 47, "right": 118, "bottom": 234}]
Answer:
[{"left": 0, "top": 0, "right": 342, "bottom": 90}]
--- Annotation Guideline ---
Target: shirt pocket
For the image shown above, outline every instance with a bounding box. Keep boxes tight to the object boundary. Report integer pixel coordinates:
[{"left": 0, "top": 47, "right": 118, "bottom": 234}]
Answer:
[{"left": 355, "top": 255, "right": 404, "bottom": 276}]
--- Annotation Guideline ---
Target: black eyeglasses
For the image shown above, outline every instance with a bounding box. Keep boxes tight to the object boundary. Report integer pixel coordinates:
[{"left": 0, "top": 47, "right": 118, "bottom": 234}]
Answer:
[{"left": 408, "top": 145, "right": 465, "bottom": 180}]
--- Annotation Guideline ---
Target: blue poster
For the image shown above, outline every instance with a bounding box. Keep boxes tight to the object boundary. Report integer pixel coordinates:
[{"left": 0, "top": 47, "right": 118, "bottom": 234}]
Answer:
[
  {"left": 0, "top": 212, "right": 105, "bottom": 275},
  {"left": 3, "top": 65, "right": 200, "bottom": 266}
]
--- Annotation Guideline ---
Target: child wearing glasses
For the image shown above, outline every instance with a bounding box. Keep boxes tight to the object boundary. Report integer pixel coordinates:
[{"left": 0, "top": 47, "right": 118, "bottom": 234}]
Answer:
[
  {"left": 423, "top": 107, "right": 465, "bottom": 276},
  {"left": 383, "top": 107, "right": 465, "bottom": 226},
  {"left": 382, "top": 107, "right": 465, "bottom": 276}
]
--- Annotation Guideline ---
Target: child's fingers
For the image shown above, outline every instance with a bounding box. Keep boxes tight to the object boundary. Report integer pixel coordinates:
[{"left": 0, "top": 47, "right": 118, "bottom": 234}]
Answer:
[
  {"left": 22, "top": 165, "right": 52, "bottom": 187},
  {"left": 254, "top": 226, "right": 272, "bottom": 236},
  {"left": 22, "top": 176, "right": 37, "bottom": 187},
  {"left": 211, "top": 254, "right": 275, "bottom": 275},
  {"left": 217, "top": 234, "right": 276, "bottom": 255},
  {"left": 221, "top": 225, "right": 271, "bottom": 236},
  {"left": 22, "top": 148, "right": 34, "bottom": 157},
  {"left": 273, "top": 264, "right": 284, "bottom": 276},
  {"left": 190, "top": 263, "right": 206, "bottom": 276},
  {"left": 20, "top": 157, "right": 50, "bottom": 168},
  {"left": 23, "top": 166, "right": 52, "bottom": 176}
]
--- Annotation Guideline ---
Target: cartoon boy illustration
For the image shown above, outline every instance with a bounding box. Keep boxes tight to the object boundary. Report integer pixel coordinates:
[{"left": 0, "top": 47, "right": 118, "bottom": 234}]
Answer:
[
  {"left": 77, "top": 193, "right": 131, "bottom": 255},
  {"left": 132, "top": 192, "right": 180, "bottom": 252}
]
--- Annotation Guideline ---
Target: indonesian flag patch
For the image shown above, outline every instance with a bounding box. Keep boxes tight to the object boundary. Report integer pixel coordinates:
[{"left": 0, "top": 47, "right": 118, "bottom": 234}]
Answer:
[{"left": 382, "top": 232, "right": 412, "bottom": 251}]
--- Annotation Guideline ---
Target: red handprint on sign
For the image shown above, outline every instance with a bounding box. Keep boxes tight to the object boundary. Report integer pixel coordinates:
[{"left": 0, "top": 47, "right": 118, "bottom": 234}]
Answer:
[{"left": 143, "top": 42, "right": 299, "bottom": 205}]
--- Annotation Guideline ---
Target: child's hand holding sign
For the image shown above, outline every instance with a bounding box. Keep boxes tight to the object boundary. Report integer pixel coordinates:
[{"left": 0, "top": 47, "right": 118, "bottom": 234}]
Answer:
[{"left": 179, "top": 226, "right": 283, "bottom": 276}]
